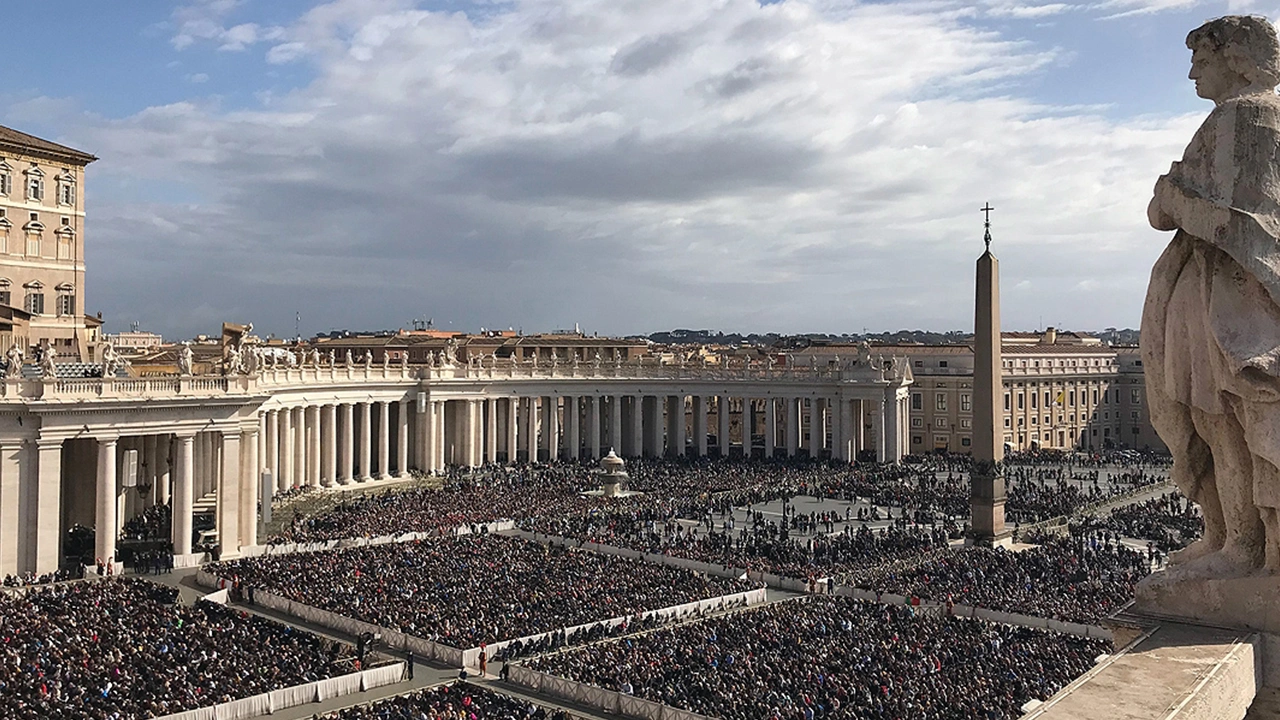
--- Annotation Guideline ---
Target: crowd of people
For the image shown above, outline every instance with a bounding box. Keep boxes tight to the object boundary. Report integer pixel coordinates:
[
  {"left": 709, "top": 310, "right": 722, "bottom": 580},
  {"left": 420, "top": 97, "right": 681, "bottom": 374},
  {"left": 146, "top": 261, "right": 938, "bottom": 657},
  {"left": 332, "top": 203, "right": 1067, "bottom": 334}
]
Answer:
[
  {"left": 527, "top": 595, "right": 1109, "bottom": 720},
  {"left": 209, "top": 534, "right": 754, "bottom": 647},
  {"left": 1080, "top": 492, "right": 1203, "bottom": 552},
  {"left": 853, "top": 535, "right": 1151, "bottom": 623},
  {"left": 316, "top": 683, "right": 580, "bottom": 720},
  {"left": 1, "top": 567, "right": 81, "bottom": 588},
  {"left": 0, "top": 578, "right": 362, "bottom": 719}
]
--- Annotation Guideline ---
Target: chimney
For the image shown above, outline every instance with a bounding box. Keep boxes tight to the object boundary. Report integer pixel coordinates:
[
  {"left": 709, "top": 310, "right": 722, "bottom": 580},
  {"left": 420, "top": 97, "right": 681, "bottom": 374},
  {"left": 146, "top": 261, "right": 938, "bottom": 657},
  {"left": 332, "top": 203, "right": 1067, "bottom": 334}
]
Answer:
[{"left": 1042, "top": 326, "right": 1057, "bottom": 345}]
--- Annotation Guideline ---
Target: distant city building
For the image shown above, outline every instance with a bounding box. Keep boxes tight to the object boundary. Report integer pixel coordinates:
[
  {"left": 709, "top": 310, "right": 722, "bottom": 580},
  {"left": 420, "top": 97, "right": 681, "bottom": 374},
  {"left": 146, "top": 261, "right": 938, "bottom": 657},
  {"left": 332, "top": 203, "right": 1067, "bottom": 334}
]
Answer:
[{"left": 104, "top": 329, "right": 163, "bottom": 355}]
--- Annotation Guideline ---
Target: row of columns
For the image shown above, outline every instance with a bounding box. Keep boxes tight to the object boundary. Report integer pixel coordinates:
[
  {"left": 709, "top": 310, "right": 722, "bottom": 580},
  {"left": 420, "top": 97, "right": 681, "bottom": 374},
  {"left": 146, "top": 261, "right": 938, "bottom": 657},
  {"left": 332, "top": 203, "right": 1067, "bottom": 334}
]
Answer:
[
  {"left": 426, "top": 392, "right": 906, "bottom": 466},
  {"left": 258, "top": 400, "right": 410, "bottom": 491}
]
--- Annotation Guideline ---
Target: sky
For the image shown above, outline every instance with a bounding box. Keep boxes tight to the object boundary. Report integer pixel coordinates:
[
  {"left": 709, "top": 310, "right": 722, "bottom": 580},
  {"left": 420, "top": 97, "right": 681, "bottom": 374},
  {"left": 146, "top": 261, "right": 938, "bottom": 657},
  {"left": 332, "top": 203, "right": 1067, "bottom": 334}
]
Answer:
[{"left": 3, "top": 0, "right": 1270, "bottom": 340}]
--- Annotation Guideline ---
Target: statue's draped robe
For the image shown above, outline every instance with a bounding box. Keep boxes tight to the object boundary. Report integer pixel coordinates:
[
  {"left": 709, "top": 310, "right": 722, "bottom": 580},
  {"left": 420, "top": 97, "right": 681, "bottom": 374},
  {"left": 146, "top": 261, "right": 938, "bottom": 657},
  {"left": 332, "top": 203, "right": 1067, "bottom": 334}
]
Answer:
[{"left": 1143, "top": 92, "right": 1280, "bottom": 507}]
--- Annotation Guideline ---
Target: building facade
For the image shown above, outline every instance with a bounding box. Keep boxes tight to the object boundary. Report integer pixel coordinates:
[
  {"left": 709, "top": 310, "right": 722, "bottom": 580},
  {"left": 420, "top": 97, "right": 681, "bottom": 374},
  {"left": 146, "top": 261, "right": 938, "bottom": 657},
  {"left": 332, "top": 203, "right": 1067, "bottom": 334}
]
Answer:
[
  {"left": 0, "top": 126, "right": 96, "bottom": 360},
  {"left": 793, "top": 329, "right": 1163, "bottom": 454}
]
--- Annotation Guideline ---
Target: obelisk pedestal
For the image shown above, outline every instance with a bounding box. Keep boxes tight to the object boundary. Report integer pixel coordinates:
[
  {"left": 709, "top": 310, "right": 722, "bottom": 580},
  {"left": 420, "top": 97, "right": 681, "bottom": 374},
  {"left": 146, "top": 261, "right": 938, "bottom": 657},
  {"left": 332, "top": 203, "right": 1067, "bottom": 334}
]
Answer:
[{"left": 969, "top": 217, "right": 1012, "bottom": 547}]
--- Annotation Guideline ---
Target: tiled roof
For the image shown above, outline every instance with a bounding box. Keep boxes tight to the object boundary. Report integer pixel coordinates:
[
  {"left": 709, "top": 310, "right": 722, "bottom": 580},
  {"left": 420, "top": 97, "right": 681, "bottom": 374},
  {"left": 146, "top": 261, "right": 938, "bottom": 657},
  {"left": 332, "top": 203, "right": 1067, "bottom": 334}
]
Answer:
[{"left": 0, "top": 125, "right": 96, "bottom": 164}]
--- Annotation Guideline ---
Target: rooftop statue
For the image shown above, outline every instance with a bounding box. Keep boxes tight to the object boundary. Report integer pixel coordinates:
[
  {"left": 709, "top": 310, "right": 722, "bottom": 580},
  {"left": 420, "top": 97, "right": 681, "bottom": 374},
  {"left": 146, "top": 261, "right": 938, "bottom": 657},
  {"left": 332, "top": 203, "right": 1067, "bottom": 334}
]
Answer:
[{"left": 1139, "top": 16, "right": 1280, "bottom": 629}]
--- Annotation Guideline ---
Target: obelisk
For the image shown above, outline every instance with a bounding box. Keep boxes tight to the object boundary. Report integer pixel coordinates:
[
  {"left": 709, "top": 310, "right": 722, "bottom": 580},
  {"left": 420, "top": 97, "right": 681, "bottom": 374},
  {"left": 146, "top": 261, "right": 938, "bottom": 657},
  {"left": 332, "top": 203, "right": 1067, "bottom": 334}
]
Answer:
[{"left": 969, "top": 203, "right": 1010, "bottom": 546}]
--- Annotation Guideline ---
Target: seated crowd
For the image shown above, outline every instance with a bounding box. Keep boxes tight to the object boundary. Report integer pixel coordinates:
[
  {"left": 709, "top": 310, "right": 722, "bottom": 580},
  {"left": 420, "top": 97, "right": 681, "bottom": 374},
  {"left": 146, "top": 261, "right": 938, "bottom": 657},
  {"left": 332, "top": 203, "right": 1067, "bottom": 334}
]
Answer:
[
  {"left": 527, "top": 595, "right": 1109, "bottom": 720},
  {"left": 853, "top": 535, "right": 1150, "bottom": 623},
  {"left": 0, "top": 578, "right": 360, "bottom": 720},
  {"left": 316, "top": 683, "right": 579, "bottom": 720},
  {"left": 209, "top": 533, "right": 755, "bottom": 647}
]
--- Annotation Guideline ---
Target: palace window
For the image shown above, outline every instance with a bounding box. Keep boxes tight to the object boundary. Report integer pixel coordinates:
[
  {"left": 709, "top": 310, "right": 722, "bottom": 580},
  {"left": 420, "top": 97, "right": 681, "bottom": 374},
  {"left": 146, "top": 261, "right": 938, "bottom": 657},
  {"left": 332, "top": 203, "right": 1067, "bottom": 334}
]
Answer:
[
  {"left": 55, "top": 227, "right": 73, "bottom": 260},
  {"left": 0, "top": 278, "right": 11, "bottom": 307},
  {"left": 961, "top": 437, "right": 971, "bottom": 447},
  {"left": 1031, "top": 392, "right": 1038, "bottom": 409},
  {"left": 911, "top": 393, "right": 922, "bottom": 410},
  {"left": 55, "top": 284, "right": 74, "bottom": 316},
  {"left": 23, "top": 286, "right": 43, "bottom": 315},
  {"left": 1131, "top": 389, "right": 1141, "bottom": 404},
  {"left": 1004, "top": 393, "right": 1010, "bottom": 411},
  {"left": 935, "top": 417, "right": 947, "bottom": 428},
  {"left": 1069, "top": 390, "right": 1076, "bottom": 406},
  {"left": 1017, "top": 393, "right": 1024, "bottom": 410},
  {"left": 960, "top": 394, "right": 971, "bottom": 412},
  {"left": 935, "top": 393, "right": 946, "bottom": 411},
  {"left": 24, "top": 166, "right": 43, "bottom": 202},
  {"left": 939, "top": 360, "right": 948, "bottom": 368},
  {"left": 0, "top": 160, "right": 11, "bottom": 196},
  {"left": 912, "top": 417, "right": 923, "bottom": 428},
  {"left": 0, "top": 216, "right": 8, "bottom": 255},
  {"left": 56, "top": 171, "right": 75, "bottom": 206},
  {"left": 23, "top": 217, "right": 43, "bottom": 257}
]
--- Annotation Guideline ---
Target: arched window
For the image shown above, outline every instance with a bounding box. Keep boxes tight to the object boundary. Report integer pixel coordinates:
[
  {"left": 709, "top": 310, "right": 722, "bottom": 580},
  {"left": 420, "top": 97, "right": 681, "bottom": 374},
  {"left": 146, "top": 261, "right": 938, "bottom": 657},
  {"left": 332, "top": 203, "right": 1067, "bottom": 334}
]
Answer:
[{"left": 0, "top": 215, "right": 10, "bottom": 255}]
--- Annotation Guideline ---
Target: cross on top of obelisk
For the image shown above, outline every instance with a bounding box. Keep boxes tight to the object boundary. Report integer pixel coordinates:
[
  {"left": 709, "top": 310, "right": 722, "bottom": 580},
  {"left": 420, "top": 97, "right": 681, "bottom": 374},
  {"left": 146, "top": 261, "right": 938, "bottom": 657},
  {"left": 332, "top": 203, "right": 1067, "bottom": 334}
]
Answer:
[{"left": 981, "top": 202, "right": 994, "bottom": 251}]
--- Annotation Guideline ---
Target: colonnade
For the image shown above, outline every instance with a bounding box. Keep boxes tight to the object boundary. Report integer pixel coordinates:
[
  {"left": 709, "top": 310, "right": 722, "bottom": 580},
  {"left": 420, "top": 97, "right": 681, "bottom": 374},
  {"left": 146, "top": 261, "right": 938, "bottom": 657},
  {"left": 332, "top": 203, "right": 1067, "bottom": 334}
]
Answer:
[
  {"left": 3, "top": 379, "right": 908, "bottom": 577},
  {"left": 257, "top": 399, "right": 411, "bottom": 491},
  {"left": 424, "top": 391, "right": 909, "bottom": 466}
]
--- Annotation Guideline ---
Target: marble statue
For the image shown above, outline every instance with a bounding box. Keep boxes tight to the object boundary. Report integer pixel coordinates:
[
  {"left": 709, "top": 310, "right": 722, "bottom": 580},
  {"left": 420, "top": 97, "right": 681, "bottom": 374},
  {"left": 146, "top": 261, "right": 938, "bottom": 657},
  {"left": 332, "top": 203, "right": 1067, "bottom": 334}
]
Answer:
[
  {"left": 5, "top": 345, "right": 22, "bottom": 375},
  {"left": 363, "top": 350, "right": 373, "bottom": 370},
  {"left": 310, "top": 348, "right": 322, "bottom": 366},
  {"left": 443, "top": 338, "right": 460, "bottom": 367},
  {"left": 1143, "top": 16, "right": 1280, "bottom": 580},
  {"left": 382, "top": 353, "right": 390, "bottom": 369},
  {"left": 326, "top": 349, "right": 335, "bottom": 368},
  {"left": 40, "top": 346, "right": 57, "bottom": 380},
  {"left": 178, "top": 343, "right": 194, "bottom": 376},
  {"left": 225, "top": 345, "right": 244, "bottom": 375},
  {"left": 400, "top": 353, "right": 408, "bottom": 370},
  {"left": 101, "top": 342, "right": 120, "bottom": 378},
  {"left": 857, "top": 341, "right": 872, "bottom": 366},
  {"left": 345, "top": 349, "right": 353, "bottom": 368},
  {"left": 593, "top": 350, "right": 602, "bottom": 368}
]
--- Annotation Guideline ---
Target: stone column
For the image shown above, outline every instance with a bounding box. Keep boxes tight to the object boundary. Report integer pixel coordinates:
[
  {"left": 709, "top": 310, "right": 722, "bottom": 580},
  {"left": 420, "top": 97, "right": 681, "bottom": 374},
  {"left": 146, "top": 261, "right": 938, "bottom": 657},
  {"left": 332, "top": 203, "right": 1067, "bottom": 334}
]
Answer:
[
  {"left": 630, "top": 396, "right": 644, "bottom": 458},
  {"left": 240, "top": 427, "right": 259, "bottom": 548},
  {"left": 566, "top": 396, "right": 580, "bottom": 460},
  {"left": 266, "top": 410, "right": 279, "bottom": 489},
  {"left": 641, "top": 396, "right": 659, "bottom": 458},
  {"left": 839, "top": 399, "right": 854, "bottom": 463},
  {"left": 610, "top": 396, "right": 623, "bottom": 455},
  {"left": 292, "top": 407, "right": 306, "bottom": 488},
  {"left": 525, "top": 397, "right": 539, "bottom": 462},
  {"left": 545, "top": 397, "right": 560, "bottom": 460},
  {"left": 588, "top": 396, "right": 601, "bottom": 459},
  {"left": 340, "top": 403, "right": 354, "bottom": 484},
  {"left": 742, "top": 397, "right": 754, "bottom": 456},
  {"left": 693, "top": 396, "right": 708, "bottom": 457},
  {"left": 95, "top": 437, "right": 118, "bottom": 565},
  {"left": 506, "top": 397, "right": 519, "bottom": 464},
  {"left": 307, "top": 406, "right": 322, "bottom": 488},
  {"left": 808, "top": 399, "right": 822, "bottom": 457},
  {"left": 873, "top": 399, "right": 886, "bottom": 463},
  {"left": 279, "top": 408, "right": 293, "bottom": 492},
  {"left": 764, "top": 398, "right": 777, "bottom": 458},
  {"left": 173, "top": 434, "right": 195, "bottom": 556},
  {"left": 218, "top": 432, "right": 242, "bottom": 556},
  {"left": 433, "top": 401, "right": 446, "bottom": 471},
  {"left": 359, "top": 402, "right": 372, "bottom": 481},
  {"left": 158, "top": 435, "right": 172, "bottom": 506},
  {"left": 718, "top": 395, "right": 731, "bottom": 457},
  {"left": 321, "top": 404, "right": 337, "bottom": 487},
  {"left": 378, "top": 401, "right": 392, "bottom": 479},
  {"left": 0, "top": 442, "right": 22, "bottom": 576},
  {"left": 399, "top": 399, "right": 411, "bottom": 477},
  {"left": 33, "top": 438, "right": 62, "bottom": 573},
  {"left": 670, "top": 396, "right": 686, "bottom": 457},
  {"left": 786, "top": 398, "right": 799, "bottom": 457}
]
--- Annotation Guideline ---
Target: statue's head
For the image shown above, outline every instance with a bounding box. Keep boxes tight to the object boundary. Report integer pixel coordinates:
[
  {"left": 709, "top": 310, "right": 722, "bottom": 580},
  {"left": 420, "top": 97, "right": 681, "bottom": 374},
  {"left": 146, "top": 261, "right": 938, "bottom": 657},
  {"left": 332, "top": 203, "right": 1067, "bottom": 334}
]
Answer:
[{"left": 1187, "top": 16, "right": 1280, "bottom": 101}]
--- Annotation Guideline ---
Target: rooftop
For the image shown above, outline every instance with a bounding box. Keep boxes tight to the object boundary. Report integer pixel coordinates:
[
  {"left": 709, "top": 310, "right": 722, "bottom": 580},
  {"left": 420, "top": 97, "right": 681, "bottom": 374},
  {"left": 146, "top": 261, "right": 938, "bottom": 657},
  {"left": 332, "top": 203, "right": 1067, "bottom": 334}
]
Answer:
[{"left": 0, "top": 125, "right": 96, "bottom": 165}]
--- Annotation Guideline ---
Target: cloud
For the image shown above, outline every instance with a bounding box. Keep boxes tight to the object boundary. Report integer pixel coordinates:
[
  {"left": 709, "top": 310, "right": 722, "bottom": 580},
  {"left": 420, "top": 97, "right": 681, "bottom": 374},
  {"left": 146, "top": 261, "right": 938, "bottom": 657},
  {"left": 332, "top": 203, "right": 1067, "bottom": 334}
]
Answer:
[
  {"left": 186, "top": 73, "right": 210, "bottom": 83},
  {"left": 63, "top": 0, "right": 1201, "bottom": 339},
  {"left": 171, "top": 0, "right": 285, "bottom": 51}
]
